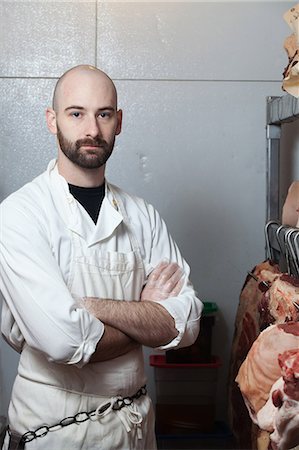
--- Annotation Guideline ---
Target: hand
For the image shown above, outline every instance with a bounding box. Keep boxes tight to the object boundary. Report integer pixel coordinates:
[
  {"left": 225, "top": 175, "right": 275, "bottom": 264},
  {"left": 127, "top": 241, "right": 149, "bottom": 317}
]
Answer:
[{"left": 141, "top": 261, "right": 184, "bottom": 302}]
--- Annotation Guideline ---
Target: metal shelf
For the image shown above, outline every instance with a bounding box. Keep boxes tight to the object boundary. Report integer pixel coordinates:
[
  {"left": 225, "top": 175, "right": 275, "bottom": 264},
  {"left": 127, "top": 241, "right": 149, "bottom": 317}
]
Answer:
[{"left": 267, "top": 95, "right": 299, "bottom": 125}]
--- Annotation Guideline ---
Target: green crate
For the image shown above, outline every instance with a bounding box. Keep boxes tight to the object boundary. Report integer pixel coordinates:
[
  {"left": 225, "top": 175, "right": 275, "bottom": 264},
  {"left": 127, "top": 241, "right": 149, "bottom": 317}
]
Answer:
[{"left": 203, "top": 302, "right": 218, "bottom": 315}]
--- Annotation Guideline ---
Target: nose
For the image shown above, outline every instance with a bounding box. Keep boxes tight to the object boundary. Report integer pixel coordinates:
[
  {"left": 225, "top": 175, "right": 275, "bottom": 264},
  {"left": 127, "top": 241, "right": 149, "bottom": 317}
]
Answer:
[{"left": 85, "top": 116, "right": 101, "bottom": 138}]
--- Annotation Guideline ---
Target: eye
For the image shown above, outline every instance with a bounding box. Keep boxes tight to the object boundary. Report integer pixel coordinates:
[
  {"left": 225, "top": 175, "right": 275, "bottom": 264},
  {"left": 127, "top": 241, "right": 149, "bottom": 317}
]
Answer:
[
  {"left": 71, "top": 112, "right": 81, "bottom": 118},
  {"left": 98, "top": 111, "right": 112, "bottom": 119}
]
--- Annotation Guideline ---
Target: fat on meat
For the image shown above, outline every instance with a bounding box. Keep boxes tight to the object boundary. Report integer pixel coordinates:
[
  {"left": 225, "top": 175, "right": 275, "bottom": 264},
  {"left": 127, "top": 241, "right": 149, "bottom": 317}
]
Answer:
[
  {"left": 259, "top": 275, "right": 299, "bottom": 329},
  {"left": 235, "top": 322, "right": 299, "bottom": 418},
  {"left": 282, "top": 180, "right": 299, "bottom": 227},
  {"left": 270, "top": 349, "right": 299, "bottom": 450},
  {"left": 256, "top": 377, "right": 285, "bottom": 431}
]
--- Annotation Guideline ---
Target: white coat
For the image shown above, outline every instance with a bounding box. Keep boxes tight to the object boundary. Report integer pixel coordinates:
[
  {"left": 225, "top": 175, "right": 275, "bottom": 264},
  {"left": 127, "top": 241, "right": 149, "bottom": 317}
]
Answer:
[{"left": 0, "top": 159, "right": 202, "bottom": 449}]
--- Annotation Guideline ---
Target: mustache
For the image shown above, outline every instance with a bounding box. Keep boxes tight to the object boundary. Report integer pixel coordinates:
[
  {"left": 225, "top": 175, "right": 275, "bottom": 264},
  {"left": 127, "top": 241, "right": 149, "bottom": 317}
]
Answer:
[{"left": 76, "top": 137, "right": 108, "bottom": 149}]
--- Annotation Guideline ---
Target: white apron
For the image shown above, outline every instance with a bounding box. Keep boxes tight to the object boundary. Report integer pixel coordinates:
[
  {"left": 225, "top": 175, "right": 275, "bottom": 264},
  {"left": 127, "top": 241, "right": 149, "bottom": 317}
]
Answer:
[{"left": 3, "top": 183, "right": 156, "bottom": 450}]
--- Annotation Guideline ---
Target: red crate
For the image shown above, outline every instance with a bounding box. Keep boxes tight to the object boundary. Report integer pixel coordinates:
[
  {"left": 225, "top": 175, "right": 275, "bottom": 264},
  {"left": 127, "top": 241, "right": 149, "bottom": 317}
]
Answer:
[{"left": 150, "top": 354, "right": 221, "bottom": 434}]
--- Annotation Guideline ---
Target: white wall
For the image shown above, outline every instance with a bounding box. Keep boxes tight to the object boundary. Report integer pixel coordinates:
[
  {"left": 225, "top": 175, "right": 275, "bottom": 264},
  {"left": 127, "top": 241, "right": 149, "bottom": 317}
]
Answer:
[{"left": 0, "top": 0, "right": 298, "bottom": 426}]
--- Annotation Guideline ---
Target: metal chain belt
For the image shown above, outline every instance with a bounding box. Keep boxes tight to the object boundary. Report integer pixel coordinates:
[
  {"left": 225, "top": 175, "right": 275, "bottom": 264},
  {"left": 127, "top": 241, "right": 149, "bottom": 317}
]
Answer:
[{"left": 15, "top": 385, "right": 147, "bottom": 444}]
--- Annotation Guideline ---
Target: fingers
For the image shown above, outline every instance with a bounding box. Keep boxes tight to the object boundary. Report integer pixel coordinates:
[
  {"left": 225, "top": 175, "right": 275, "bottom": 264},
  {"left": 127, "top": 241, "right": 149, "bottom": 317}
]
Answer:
[
  {"left": 146, "top": 261, "right": 184, "bottom": 295},
  {"left": 146, "top": 260, "right": 170, "bottom": 284},
  {"left": 148, "top": 261, "right": 179, "bottom": 282},
  {"left": 158, "top": 264, "right": 183, "bottom": 293},
  {"left": 169, "top": 278, "right": 184, "bottom": 297}
]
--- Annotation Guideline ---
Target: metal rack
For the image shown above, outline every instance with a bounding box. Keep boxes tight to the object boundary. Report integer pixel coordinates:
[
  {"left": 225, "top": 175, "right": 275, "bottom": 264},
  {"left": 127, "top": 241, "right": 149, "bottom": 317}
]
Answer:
[
  {"left": 265, "top": 220, "right": 299, "bottom": 277},
  {"left": 266, "top": 94, "right": 299, "bottom": 222}
]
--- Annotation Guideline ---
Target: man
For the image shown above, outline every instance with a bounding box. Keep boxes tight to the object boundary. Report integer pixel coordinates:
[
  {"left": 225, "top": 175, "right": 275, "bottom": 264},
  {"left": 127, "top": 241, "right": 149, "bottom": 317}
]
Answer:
[{"left": 0, "top": 65, "right": 202, "bottom": 450}]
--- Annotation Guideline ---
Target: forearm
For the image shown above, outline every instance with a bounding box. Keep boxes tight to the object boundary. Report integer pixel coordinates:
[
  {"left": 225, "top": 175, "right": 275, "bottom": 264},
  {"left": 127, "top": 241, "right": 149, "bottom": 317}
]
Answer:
[
  {"left": 84, "top": 298, "right": 178, "bottom": 348},
  {"left": 89, "top": 324, "right": 140, "bottom": 363}
]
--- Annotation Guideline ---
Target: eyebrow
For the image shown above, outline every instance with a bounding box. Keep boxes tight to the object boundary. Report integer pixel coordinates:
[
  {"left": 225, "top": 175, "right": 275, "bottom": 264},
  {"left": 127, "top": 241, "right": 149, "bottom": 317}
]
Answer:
[
  {"left": 65, "top": 106, "right": 85, "bottom": 112},
  {"left": 64, "top": 105, "right": 116, "bottom": 112}
]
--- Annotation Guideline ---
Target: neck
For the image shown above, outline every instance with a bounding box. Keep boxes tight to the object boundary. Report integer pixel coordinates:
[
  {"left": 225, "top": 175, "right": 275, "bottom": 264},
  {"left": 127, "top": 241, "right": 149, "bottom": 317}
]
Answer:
[{"left": 57, "top": 153, "right": 105, "bottom": 188}]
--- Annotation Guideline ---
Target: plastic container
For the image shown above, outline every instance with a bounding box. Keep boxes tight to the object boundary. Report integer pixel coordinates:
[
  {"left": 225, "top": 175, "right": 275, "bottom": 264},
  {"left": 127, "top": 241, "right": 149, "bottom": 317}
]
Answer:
[
  {"left": 150, "top": 354, "right": 221, "bottom": 434},
  {"left": 166, "top": 301, "right": 218, "bottom": 363}
]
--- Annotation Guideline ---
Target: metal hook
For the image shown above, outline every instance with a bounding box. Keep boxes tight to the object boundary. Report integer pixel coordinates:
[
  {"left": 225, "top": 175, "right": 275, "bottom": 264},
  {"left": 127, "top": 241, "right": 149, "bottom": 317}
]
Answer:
[
  {"left": 276, "top": 224, "right": 292, "bottom": 272},
  {"left": 285, "top": 228, "right": 299, "bottom": 277},
  {"left": 265, "top": 220, "right": 280, "bottom": 261}
]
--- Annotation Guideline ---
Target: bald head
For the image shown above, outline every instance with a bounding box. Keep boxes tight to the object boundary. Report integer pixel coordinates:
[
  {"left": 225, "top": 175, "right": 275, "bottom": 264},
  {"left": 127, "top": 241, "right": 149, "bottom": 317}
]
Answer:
[
  {"left": 52, "top": 65, "right": 117, "bottom": 112},
  {"left": 46, "top": 64, "right": 122, "bottom": 182}
]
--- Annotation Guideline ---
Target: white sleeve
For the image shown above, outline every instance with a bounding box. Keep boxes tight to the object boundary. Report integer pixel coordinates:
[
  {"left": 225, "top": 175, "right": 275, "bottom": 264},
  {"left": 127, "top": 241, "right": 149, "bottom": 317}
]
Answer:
[
  {"left": 0, "top": 201, "right": 103, "bottom": 368},
  {"left": 145, "top": 203, "right": 203, "bottom": 350}
]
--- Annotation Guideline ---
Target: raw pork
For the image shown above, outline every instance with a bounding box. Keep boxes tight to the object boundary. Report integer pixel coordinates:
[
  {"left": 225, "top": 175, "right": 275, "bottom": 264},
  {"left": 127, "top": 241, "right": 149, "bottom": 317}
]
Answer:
[
  {"left": 235, "top": 322, "right": 299, "bottom": 418},
  {"left": 228, "top": 261, "right": 280, "bottom": 448},
  {"left": 270, "top": 349, "right": 299, "bottom": 450},
  {"left": 282, "top": 181, "right": 299, "bottom": 227},
  {"left": 259, "top": 274, "right": 299, "bottom": 329}
]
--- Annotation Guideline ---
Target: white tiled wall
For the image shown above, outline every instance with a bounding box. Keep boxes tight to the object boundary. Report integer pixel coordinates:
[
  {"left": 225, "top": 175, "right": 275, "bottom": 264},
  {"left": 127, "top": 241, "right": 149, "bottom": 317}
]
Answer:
[{"left": 0, "top": 0, "right": 297, "bottom": 426}]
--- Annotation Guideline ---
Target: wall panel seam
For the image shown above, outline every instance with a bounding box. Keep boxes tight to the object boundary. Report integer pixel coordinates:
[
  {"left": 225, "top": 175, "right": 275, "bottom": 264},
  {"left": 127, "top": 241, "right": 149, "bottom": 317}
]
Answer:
[
  {"left": 0, "top": 78, "right": 283, "bottom": 83},
  {"left": 95, "top": 0, "right": 98, "bottom": 67}
]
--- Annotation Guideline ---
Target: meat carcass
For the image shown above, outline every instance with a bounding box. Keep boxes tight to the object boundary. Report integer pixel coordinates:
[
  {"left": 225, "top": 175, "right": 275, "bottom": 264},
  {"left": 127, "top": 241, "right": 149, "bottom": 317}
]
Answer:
[
  {"left": 282, "top": 181, "right": 299, "bottom": 227},
  {"left": 256, "top": 377, "right": 285, "bottom": 432},
  {"left": 255, "top": 349, "right": 299, "bottom": 450},
  {"left": 235, "top": 322, "right": 299, "bottom": 419},
  {"left": 270, "top": 349, "right": 299, "bottom": 450},
  {"left": 228, "top": 261, "right": 281, "bottom": 448},
  {"left": 259, "top": 274, "right": 299, "bottom": 330}
]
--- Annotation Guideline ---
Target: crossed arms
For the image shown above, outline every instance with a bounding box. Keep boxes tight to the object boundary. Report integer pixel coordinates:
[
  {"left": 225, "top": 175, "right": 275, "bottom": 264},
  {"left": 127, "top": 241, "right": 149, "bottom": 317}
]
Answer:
[{"left": 84, "top": 262, "right": 183, "bottom": 363}]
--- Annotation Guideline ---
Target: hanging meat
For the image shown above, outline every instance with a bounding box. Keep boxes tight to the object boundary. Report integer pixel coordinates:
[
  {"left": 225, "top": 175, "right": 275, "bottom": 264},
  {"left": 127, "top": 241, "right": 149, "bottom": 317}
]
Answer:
[
  {"left": 270, "top": 349, "right": 299, "bottom": 450},
  {"left": 282, "top": 181, "right": 299, "bottom": 227},
  {"left": 228, "top": 260, "right": 280, "bottom": 448},
  {"left": 259, "top": 274, "right": 299, "bottom": 329},
  {"left": 235, "top": 322, "right": 299, "bottom": 450},
  {"left": 236, "top": 322, "right": 299, "bottom": 416}
]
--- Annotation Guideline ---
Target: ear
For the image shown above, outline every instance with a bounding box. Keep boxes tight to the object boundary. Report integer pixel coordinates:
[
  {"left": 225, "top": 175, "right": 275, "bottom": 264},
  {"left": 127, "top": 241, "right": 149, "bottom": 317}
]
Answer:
[
  {"left": 46, "top": 108, "right": 57, "bottom": 135},
  {"left": 115, "top": 109, "right": 123, "bottom": 136}
]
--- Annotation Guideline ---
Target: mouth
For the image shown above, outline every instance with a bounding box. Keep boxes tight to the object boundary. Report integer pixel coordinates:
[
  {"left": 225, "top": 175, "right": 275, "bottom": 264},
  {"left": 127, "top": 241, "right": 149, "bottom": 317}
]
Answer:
[{"left": 80, "top": 145, "right": 101, "bottom": 150}]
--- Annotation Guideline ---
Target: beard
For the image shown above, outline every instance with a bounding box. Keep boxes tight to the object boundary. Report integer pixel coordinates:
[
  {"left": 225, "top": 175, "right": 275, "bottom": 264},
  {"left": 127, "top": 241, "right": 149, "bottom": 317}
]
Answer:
[{"left": 56, "top": 126, "right": 115, "bottom": 169}]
